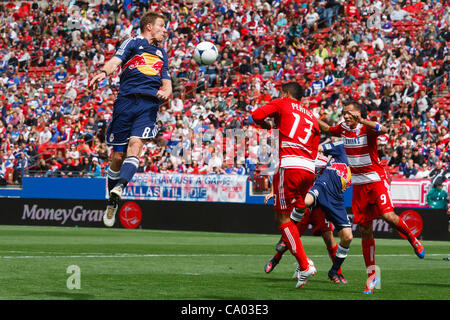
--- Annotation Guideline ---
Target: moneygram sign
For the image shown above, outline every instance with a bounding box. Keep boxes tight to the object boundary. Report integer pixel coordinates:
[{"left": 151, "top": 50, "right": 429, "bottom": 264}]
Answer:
[
  {"left": 22, "top": 204, "right": 104, "bottom": 225},
  {"left": 0, "top": 199, "right": 107, "bottom": 228}
]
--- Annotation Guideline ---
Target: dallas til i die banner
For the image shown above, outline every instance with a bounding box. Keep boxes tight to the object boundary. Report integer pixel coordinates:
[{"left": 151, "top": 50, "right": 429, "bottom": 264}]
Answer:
[{"left": 120, "top": 173, "right": 248, "bottom": 203}]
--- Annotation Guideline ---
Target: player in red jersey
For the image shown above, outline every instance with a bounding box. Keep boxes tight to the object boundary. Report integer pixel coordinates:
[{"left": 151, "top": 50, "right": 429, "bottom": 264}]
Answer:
[
  {"left": 318, "top": 100, "right": 425, "bottom": 294},
  {"left": 252, "top": 82, "right": 321, "bottom": 289},
  {"left": 264, "top": 191, "right": 345, "bottom": 281}
]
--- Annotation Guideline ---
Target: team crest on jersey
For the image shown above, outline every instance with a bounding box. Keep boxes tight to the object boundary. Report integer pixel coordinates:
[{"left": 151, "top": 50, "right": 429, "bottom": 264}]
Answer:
[
  {"left": 109, "top": 133, "right": 114, "bottom": 142},
  {"left": 155, "top": 49, "right": 163, "bottom": 59},
  {"left": 123, "top": 53, "right": 163, "bottom": 76}
]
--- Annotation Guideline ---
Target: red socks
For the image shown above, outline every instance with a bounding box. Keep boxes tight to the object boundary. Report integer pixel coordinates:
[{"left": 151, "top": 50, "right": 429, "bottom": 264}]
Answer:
[
  {"left": 327, "top": 244, "right": 338, "bottom": 262},
  {"left": 396, "top": 217, "right": 415, "bottom": 244},
  {"left": 279, "top": 221, "right": 309, "bottom": 270},
  {"left": 362, "top": 238, "right": 376, "bottom": 278}
]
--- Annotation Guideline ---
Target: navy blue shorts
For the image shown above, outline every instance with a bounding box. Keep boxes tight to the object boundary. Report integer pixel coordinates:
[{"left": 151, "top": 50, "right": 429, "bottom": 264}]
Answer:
[
  {"left": 106, "top": 94, "right": 159, "bottom": 151},
  {"left": 308, "top": 172, "right": 351, "bottom": 231}
]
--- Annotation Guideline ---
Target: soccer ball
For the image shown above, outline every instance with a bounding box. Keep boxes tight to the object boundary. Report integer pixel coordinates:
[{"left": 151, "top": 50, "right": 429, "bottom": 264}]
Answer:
[{"left": 193, "top": 41, "right": 218, "bottom": 65}]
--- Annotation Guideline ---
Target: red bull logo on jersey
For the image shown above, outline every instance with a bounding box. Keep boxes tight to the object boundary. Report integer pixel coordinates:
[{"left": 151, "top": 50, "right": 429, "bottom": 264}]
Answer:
[
  {"left": 123, "top": 53, "right": 163, "bottom": 76},
  {"left": 329, "top": 162, "right": 352, "bottom": 191}
]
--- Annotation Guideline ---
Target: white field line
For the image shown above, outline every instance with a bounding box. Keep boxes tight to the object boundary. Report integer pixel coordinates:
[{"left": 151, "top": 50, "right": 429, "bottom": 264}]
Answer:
[{"left": 0, "top": 253, "right": 445, "bottom": 259}]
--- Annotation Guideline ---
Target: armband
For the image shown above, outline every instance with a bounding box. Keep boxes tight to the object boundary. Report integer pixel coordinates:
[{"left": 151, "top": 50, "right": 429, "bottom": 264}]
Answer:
[{"left": 375, "top": 123, "right": 382, "bottom": 132}]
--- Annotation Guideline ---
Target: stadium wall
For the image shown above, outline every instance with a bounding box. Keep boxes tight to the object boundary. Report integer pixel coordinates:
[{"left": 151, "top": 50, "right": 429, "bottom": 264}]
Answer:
[
  {"left": 0, "top": 198, "right": 448, "bottom": 241},
  {"left": 0, "top": 177, "right": 448, "bottom": 240}
]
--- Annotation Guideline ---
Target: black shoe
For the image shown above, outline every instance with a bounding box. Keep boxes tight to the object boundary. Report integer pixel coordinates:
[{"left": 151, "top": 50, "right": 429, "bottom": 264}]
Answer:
[
  {"left": 275, "top": 238, "right": 287, "bottom": 254},
  {"left": 328, "top": 270, "right": 346, "bottom": 284},
  {"left": 338, "top": 274, "right": 348, "bottom": 284},
  {"left": 264, "top": 256, "right": 280, "bottom": 274},
  {"left": 109, "top": 184, "right": 124, "bottom": 205}
]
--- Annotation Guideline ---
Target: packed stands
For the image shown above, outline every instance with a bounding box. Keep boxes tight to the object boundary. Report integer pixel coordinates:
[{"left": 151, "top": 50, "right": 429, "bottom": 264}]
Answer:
[{"left": 0, "top": 0, "right": 448, "bottom": 191}]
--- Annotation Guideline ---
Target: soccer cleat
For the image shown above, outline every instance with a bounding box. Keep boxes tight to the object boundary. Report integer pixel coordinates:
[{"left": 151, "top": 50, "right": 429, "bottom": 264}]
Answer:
[
  {"left": 292, "top": 266, "right": 301, "bottom": 281},
  {"left": 412, "top": 239, "right": 425, "bottom": 259},
  {"left": 338, "top": 274, "right": 348, "bottom": 284},
  {"left": 275, "top": 238, "right": 287, "bottom": 254},
  {"left": 292, "top": 258, "right": 314, "bottom": 281},
  {"left": 363, "top": 274, "right": 380, "bottom": 294},
  {"left": 109, "top": 184, "right": 124, "bottom": 205},
  {"left": 264, "top": 256, "right": 280, "bottom": 274},
  {"left": 103, "top": 203, "right": 118, "bottom": 227},
  {"left": 336, "top": 268, "right": 347, "bottom": 284},
  {"left": 295, "top": 259, "right": 317, "bottom": 289},
  {"left": 328, "top": 270, "right": 346, "bottom": 284}
]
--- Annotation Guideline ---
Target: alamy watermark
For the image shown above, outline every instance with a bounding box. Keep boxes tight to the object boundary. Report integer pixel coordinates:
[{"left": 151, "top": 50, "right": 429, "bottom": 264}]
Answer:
[
  {"left": 366, "top": 265, "right": 381, "bottom": 291},
  {"left": 66, "top": 265, "right": 81, "bottom": 290},
  {"left": 151, "top": 128, "right": 280, "bottom": 175}
]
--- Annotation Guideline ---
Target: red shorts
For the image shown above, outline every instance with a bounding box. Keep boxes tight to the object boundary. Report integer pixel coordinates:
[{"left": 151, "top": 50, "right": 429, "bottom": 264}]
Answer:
[
  {"left": 297, "top": 207, "right": 334, "bottom": 236},
  {"left": 352, "top": 179, "right": 394, "bottom": 226},
  {"left": 272, "top": 168, "right": 315, "bottom": 215}
]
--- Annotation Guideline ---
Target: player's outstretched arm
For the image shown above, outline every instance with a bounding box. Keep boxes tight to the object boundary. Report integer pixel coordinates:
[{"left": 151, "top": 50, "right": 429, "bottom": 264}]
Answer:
[
  {"left": 348, "top": 111, "right": 388, "bottom": 134},
  {"left": 318, "top": 118, "right": 331, "bottom": 135},
  {"left": 251, "top": 108, "right": 272, "bottom": 130},
  {"left": 88, "top": 56, "right": 122, "bottom": 91}
]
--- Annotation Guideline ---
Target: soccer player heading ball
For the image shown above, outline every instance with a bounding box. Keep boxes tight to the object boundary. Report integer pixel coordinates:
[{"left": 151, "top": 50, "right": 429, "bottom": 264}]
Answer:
[
  {"left": 252, "top": 82, "right": 321, "bottom": 289},
  {"left": 318, "top": 101, "right": 425, "bottom": 294},
  {"left": 89, "top": 12, "right": 172, "bottom": 227}
]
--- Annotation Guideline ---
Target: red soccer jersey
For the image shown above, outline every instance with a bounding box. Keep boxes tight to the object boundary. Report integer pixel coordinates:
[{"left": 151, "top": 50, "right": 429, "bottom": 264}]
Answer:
[
  {"left": 252, "top": 97, "right": 320, "bottom": 173},
  {"left": 329, "top": 121, "right": 385, "bottom": 185},
  {"left": 315, "top": 153, "right": 329, "bottom": 176}
]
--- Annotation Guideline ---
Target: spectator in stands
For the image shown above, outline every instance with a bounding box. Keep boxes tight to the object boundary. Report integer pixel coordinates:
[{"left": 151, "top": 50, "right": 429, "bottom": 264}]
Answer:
[
  {"left": 78, "top": 157, "right": 91, "bottom": 177},
  {"left": 427, "top": 149, "right": 440, "bottom": 167},
  {"left": 54, "top": 67, "right": 67, "bottom": 82},
  {"left": 403, "top": 159, "right": 418, "bottom": 178},
  {"left": 411, "top": 148, "right": 425, "bottom": 167},
  {"left": 426, "top": 179, "right": 449, "bottom": 215},
  {"left": 39, "top": 126, "right": 52, "bottom": 144},
  {"left": 390, "top": 4, "right": 411, "bottom": 21},
  {"left": 428, "top": 161, "right": 450, "bottom": 186},
  {"left": 0, "top": 0, "right": 445, "bottom": 187},
  {"left": 88, "top": 157, "right": 102, "bottom": 177}
]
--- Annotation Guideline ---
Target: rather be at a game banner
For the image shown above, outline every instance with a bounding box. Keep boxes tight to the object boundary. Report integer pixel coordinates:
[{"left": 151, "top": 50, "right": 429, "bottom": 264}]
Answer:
[{"left": 119, "top": 173, "right": 248, "bottom": 203}]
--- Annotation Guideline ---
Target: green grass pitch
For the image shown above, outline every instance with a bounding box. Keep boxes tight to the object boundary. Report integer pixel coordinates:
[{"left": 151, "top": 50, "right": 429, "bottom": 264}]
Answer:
[{"left": 0, "top": 225, "right": 448, "bottom": 300}]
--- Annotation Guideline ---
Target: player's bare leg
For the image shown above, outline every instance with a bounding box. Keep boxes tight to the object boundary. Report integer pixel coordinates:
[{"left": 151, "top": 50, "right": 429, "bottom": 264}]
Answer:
[
  {"left": 360, "top": 224, "right": 379, "bottom": 294},
  {"left": 382, "top": 211, "right": 425, "bottom": 259}
]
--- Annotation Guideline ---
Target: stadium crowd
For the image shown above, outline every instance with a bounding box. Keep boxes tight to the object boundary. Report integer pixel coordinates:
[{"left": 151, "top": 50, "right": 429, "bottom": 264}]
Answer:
[{"left": 0, "top": 0, "right": 449, "bottom": 189}]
